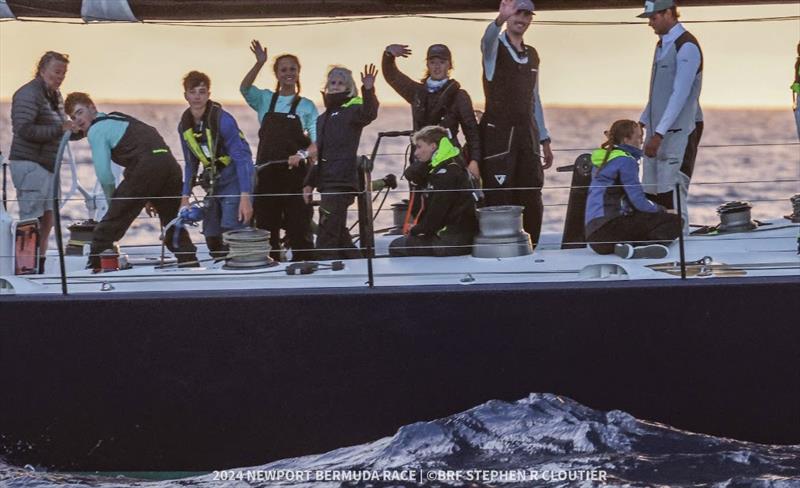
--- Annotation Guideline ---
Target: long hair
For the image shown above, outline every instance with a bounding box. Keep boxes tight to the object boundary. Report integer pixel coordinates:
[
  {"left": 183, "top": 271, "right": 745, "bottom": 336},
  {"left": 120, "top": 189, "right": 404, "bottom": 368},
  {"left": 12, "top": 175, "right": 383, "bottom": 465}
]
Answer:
[
  {"left": 599, "top": 119, "right": 640, "bottom": 169},
  {"left": 34, "top": 51, "right": 69, "bottom": 78},
  {"left": 324, "top": 66, "right": 357, "bottom": 97},
  {"left": 273, "top": 54, "right": 302, "bottom": 95}
]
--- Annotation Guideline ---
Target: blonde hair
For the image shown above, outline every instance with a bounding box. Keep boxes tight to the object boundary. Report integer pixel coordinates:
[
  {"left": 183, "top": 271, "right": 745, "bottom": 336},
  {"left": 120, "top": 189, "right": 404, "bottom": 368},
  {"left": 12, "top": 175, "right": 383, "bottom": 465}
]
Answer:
[
  {"left": 35, "top": 51, "right": 69, "bottom": 78},
  {"left": 412, "top": 125, "right": 449, "bottom": 146},
  {"left": 324, "top": 66, "right": 357, "bottom": 97}
]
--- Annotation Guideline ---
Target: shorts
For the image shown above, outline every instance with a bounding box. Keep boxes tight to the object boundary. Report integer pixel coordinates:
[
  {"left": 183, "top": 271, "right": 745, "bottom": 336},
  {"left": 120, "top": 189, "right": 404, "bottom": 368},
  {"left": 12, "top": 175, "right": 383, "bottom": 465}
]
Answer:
[{"left": 9, "top": 160, "right": 55, "bottom": 220}]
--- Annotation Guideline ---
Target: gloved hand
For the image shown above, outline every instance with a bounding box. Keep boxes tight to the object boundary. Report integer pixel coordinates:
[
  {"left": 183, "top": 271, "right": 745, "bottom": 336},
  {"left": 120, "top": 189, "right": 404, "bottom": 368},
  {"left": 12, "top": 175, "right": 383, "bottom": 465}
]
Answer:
[{"left": 383, "top": 173, "right": 398, "bottom": 190}]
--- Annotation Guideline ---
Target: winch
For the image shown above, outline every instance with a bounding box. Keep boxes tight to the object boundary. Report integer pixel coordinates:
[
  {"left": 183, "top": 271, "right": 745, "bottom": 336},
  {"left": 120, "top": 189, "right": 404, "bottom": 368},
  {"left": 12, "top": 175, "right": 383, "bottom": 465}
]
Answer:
[
  {"left": 472, "top": 205, "right": 533, "bottom": 258},
  {"left": 716, "top": 201, "right": 756, "bottom": 233}
]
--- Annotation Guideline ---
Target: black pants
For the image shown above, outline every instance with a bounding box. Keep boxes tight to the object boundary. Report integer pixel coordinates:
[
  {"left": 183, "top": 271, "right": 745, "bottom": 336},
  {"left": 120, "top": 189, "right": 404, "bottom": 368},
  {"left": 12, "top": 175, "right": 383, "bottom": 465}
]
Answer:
[
  {"left": 254, "top": 192, "right": 314, "bottom": 262},
  {"left": 587, "top": 212, "right": 682, "bottom": 255},
  {"left": 90, "top": 155, "right": 196, "bottom": 268},
  {"left": 646, "top": 121, "right": 704, "bottom": 209},
  {"left": 315, "top": 192, "right": 361, "bottom": 261},
  {"left": 481, "top": 127, "right": 544, "bottom": 246},
  {"left": 389, "top": 232, "right": 474, "bottom": 257}
]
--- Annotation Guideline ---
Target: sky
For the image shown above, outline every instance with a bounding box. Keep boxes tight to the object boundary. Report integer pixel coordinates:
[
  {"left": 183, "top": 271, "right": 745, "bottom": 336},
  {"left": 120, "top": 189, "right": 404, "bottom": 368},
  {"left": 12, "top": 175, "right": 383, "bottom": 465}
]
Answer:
[{"left": 0, "top": 4, "right": 798, "bottom": 108}]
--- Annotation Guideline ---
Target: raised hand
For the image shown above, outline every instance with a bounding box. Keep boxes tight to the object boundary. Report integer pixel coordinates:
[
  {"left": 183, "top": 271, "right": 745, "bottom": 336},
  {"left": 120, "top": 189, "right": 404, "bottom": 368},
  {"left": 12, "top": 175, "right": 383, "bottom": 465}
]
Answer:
[
  {"left": 385, "top": 44, "right": 412, "bottom": 58},
  {"left": 498, "top": 0, "right": 517, "bottom": 23},
  {"left": 250, "top": 40, "right": 268, "bottom": 65},
  {"left": 361, "top": 64, "right": 379, "bottom": 90}
]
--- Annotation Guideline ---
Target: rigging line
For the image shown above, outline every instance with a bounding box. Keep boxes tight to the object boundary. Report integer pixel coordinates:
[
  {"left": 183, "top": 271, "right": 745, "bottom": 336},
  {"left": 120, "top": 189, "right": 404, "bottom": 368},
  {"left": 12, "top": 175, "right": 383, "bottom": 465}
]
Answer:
[
  {"left": 142, "top": 16, "right": 396, "bottom": 28},
  {"left": 142, "top": 14, "right": 407, "bottom": 25},
  {"left": 550, "top": 142, "right": 800, "bottom": 152}
]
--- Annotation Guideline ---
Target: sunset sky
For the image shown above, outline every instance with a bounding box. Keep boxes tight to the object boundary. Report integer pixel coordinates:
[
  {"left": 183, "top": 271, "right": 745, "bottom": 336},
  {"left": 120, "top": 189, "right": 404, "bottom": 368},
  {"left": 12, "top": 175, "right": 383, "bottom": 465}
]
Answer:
[{"left": 0, "top": 4, "right": 798, "bottom": 108}]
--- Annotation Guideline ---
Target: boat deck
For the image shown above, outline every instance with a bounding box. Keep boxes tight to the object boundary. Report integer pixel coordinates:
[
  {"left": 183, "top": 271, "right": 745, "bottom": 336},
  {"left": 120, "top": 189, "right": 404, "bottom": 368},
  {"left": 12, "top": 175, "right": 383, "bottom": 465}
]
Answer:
[{"left": 3, "top": 219, "right": 797, "bottom": 295}]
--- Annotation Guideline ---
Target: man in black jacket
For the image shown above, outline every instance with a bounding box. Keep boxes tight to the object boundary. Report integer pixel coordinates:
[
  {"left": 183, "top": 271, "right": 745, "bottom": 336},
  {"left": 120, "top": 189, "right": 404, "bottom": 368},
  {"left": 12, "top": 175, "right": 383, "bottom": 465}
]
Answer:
[{"left": 389, "top": 126, "right": 478, "bottom": 257}]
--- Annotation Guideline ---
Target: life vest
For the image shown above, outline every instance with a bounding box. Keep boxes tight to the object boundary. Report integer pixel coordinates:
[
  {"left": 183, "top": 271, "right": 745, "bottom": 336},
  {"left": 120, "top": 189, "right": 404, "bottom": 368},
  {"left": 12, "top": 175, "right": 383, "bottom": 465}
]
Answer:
[
  {"left": 178, "top": 101, "right": 240, "bottom": 170},
  {"left": 411, "top": 80, "right": 461, "bottom": 131}
]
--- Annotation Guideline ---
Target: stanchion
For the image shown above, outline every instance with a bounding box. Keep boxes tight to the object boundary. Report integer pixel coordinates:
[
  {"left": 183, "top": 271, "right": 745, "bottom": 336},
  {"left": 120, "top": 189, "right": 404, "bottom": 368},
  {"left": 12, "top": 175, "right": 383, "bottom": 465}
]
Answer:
[
  {"left": 52, "top": 131, "right": 72, "bottom": 294},
  {"left": 675, "top": 183, "right": 686, "bottom": 280}
]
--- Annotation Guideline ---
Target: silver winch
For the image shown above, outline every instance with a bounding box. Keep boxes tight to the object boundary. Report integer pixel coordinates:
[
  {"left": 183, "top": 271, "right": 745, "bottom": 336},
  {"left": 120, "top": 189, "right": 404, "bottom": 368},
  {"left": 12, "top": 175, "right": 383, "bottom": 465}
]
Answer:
[
  {"left": 716, "top": 201, "right": 756, "bottom": 233},
  {"left": 472, "top": 205, "right": 533, "bottom": 258}
]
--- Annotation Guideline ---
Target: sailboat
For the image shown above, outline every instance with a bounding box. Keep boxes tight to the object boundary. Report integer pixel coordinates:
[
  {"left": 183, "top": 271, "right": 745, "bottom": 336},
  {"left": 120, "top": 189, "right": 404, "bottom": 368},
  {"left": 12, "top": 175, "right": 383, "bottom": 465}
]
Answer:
[{"left": 0, "top": 0, "right": 798, "bottom": 472}]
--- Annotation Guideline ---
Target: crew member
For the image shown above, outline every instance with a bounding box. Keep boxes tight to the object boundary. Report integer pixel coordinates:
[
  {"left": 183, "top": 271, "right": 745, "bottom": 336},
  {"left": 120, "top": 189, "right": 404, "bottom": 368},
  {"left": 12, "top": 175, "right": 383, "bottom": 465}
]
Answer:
[
  {"left": 480, "top": 0, "right": 554, "bottom": 248},
  {"left": 241, "top": 40, "right": 318, "bottom": 261},
  {"left": 302, "top": 65, "right": 379, "bottom": 260},
  {"left": 390, "top": 126, "right": 478, "bottom": 257},
  {"left": 65, "top": 92, "right": 198, "bottom": 269},
  {"left": 585, "top": 119, "right": 681, "bottom": 259},
  {"left": 638, "top": 0, "right": 704, "bottom": 234},
  {"left": 179, "top": 70, "right": 254, "bottom": 259}
]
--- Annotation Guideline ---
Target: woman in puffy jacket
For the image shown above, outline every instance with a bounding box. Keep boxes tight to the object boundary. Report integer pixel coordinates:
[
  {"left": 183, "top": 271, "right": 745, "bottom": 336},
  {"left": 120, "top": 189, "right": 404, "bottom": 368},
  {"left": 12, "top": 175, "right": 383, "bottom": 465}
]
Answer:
[{"left": 9, "top": 51, "right": 77, "bottom": 273}]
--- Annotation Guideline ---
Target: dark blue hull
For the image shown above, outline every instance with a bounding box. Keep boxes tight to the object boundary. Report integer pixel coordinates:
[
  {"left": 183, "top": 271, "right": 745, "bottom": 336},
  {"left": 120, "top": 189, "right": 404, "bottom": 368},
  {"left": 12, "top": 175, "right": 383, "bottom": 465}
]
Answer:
[{"left": 1, "top": 276, "right": 799, "bottom": 471}]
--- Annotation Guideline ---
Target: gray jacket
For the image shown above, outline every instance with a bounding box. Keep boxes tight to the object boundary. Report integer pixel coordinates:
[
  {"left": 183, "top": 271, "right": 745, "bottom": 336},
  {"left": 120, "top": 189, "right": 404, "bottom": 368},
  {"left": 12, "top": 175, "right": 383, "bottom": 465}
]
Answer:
[{"left": 9, "top": 77, "right": 66, "bottom": 172}]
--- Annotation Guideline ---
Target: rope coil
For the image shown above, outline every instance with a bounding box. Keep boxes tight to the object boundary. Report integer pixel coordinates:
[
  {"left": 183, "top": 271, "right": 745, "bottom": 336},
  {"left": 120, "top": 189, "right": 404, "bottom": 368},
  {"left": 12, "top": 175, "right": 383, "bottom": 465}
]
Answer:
[{"left": 221, "top": 227, "right": 273, "bottom": 268}]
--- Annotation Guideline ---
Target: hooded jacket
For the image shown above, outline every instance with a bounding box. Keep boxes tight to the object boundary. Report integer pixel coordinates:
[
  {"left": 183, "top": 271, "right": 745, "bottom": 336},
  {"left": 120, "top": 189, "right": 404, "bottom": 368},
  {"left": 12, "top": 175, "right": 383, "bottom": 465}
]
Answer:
[{"left": 405, "top": 137, "right": 478, "bottom": 237}]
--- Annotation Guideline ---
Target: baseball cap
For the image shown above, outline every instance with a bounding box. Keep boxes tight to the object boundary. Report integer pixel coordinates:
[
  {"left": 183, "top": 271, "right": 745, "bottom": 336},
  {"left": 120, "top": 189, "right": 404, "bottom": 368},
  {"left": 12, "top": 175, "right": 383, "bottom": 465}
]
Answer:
[
  {"left": 515, "top": 0, "right": 535, "bottom": 13},
  {"left": 637, "top": 0, "right": 675, "bottom": 18},
  {"left": 426, "top": 44, "right": 452, "bottom": 61}
]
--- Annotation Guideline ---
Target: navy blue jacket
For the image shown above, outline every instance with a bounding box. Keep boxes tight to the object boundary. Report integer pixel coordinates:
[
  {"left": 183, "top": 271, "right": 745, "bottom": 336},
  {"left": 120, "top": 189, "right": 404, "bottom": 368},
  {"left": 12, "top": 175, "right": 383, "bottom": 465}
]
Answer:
[{"left": 585, "top": 144, "right": 664, "bottom": 236}]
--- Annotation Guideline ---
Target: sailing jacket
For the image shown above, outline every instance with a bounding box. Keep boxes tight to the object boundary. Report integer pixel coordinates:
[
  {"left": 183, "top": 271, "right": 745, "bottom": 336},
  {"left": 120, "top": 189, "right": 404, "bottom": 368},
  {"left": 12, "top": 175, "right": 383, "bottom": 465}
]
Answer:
[
  {"left": 382, "top": 52, "right": 481, "bottom": 162},
  {"left": 405, "top": 137, "right": 477, "bottom": 237},
  {"left": 304, "top": 87, "right": 379, "bottom": 192},
  {"left": 585, "top": 144, "right": 665, "bottom": 236}
]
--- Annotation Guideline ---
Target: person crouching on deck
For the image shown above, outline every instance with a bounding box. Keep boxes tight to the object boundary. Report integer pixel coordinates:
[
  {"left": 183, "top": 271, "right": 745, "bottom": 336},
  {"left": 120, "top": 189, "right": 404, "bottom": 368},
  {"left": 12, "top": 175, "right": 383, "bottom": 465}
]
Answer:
[
  {"left": 389, "top": 126, "right": 478, "bottom": 257},
  {"left": 302, "top": 65, "right": 379, "bottom": 260},
  {"left": 584, "top": 119, "right": 681, "bottom": 259},
  {"left": 179, "top": 71, "right": 254, "bottom": 259},
  {"left": 65, "top": 92, "right": 198, "bottom": 269}
]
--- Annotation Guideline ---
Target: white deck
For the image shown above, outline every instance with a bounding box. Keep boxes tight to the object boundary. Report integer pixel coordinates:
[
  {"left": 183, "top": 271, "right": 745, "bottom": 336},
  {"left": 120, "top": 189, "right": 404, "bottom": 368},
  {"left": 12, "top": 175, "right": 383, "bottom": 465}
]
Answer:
[{"left": 2, "top": 219, "right": 797, "bottom": 295}]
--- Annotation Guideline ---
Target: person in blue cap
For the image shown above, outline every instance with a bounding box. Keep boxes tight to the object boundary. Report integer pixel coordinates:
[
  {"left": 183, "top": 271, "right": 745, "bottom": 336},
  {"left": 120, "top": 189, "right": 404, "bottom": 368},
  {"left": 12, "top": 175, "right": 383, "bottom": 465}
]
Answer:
[
  {"left": 479, "top": 0, "right": 554, "bottom": 250},
  {"left": 638, "top": 0, "right": 703, "bottom": 235}
]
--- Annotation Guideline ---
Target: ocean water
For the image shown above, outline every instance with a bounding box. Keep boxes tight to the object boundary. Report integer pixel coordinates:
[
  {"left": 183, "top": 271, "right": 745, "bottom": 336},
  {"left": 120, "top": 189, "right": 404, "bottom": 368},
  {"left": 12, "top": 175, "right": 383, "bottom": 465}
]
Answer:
[
  {"left": 1, "top": 103, "right": 798, "bottom": 248},
  {"left": 1, "top": 394, "right": 799, "bottom": 487}
]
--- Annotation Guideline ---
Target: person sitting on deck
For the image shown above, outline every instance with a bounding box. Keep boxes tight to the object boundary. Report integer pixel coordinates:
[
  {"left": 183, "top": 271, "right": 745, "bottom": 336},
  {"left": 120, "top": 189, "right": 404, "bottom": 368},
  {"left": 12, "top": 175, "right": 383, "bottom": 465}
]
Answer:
[
  {"left": 585, "top": 119, "right": 681, "bottom": 259},
  {"left": 389, "top": 126, "right": 478, "bottom": 257},
  {"left": 65, "top": 92, "right": 198, "bottom": 269}
]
